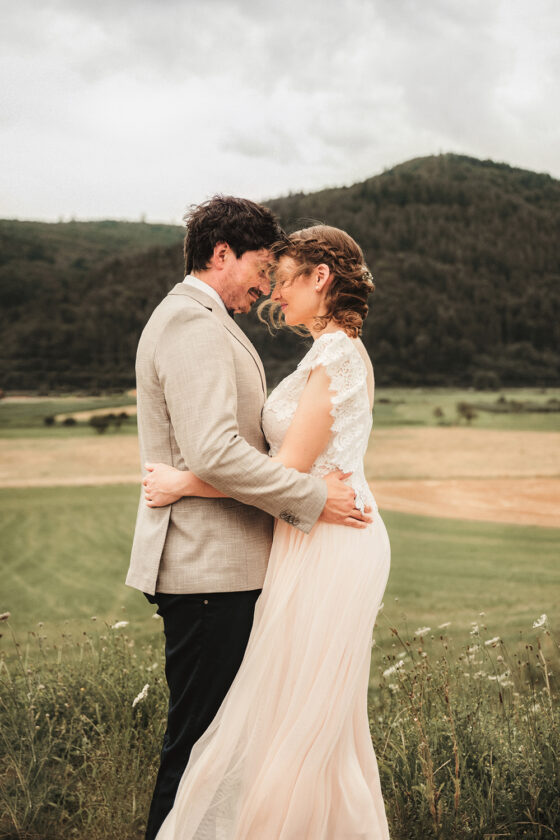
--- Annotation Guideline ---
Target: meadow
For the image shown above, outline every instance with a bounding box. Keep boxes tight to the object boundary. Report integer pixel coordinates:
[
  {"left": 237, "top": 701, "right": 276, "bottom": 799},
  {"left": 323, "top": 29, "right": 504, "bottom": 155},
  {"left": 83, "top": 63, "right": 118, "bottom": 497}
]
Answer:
[
  {"left": 1, "top": 389, "right": 559, "bottom": 838},
  {"left": 1, "top": 485, "right": 558, "bottom": 652},
  {"left": 1, "top": 387, "right": 559, "bottom": 437}
]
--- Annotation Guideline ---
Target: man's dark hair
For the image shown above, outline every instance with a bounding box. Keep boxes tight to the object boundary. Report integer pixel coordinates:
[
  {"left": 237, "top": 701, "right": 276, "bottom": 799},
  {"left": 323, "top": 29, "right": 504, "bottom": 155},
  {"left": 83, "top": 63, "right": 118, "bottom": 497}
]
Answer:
[{"left": 183, "top": 195, "right": 284, "bottom": 275}]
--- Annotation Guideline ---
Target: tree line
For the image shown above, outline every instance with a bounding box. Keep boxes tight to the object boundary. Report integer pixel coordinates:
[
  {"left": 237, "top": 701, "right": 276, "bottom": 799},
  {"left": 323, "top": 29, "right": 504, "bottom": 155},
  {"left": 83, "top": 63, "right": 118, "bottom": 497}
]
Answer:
[{"left": 0, "top": 154, "right": 558, "bottom": 391}]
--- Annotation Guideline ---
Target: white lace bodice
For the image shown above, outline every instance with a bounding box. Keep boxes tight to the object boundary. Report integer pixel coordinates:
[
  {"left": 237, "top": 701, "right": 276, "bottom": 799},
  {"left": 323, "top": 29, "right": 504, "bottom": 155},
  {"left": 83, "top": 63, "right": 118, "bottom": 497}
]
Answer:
[{"left": 262, "top": 331, "right": 376, "bottom": 513}]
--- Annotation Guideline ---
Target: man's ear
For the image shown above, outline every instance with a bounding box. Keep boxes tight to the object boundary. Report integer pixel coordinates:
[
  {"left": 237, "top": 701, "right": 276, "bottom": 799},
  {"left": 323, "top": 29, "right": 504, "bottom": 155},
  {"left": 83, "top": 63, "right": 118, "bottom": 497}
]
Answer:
[{"left": 210, "top": 241, "right": 230, "bottom": 269}]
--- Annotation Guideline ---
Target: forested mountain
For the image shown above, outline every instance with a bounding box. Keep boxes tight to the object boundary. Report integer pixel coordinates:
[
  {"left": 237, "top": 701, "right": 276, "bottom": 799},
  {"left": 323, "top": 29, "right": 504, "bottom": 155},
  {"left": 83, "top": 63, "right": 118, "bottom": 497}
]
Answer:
[{"left": 1, "top": 154, "right": 558, "bottom": 391}]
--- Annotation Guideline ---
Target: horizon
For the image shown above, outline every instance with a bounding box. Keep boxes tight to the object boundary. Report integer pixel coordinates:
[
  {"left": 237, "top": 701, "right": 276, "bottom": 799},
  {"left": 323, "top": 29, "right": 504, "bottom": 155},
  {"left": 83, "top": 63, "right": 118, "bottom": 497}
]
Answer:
[{"left": 2, "top": 151, "right": 557, "bottom": 226}]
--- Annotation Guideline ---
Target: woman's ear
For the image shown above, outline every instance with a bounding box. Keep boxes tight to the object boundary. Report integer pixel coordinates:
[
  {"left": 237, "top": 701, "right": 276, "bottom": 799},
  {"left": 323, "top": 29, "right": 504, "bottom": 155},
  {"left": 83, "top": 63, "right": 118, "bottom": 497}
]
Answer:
[{"left": 315, "top": 263, "right": 332, "bottom": 292}]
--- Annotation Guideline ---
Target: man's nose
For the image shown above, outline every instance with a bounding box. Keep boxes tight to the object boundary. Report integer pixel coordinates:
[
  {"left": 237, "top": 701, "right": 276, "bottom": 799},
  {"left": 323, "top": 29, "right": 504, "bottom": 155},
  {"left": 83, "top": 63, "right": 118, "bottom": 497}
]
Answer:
[{"left": 259, "top": 275, "right": 271, "bottom": 295}]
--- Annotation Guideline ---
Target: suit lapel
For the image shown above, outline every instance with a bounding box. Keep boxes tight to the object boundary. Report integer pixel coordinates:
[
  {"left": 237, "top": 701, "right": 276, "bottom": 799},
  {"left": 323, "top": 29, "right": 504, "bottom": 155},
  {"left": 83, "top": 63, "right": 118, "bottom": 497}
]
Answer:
[{"left": 168, "top": 283, "right": 267, "bottom": 394}]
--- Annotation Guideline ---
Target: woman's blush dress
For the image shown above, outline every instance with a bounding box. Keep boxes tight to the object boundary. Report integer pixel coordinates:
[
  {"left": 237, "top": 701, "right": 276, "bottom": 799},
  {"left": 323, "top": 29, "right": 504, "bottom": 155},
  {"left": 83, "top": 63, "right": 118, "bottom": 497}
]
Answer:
[{"left": 156, "top": 331, "right": 391, "bottom": 840}]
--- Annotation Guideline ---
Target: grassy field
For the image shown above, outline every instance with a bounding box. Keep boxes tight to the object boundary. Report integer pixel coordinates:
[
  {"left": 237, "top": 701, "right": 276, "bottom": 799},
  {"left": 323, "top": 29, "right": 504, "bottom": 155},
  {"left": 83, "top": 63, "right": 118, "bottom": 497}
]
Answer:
[
  {"left": 1, "top": 387, "right": 559, "bottom": 438},
  {"left": 373, "top": 386, "right": 560, "bottom": 432},
  {"left": 1, "top": 485, "right": 557, "bottom": 656},
  {"left": 1, "top": 483, "right": 558, "bottom": 839},
  {"left": 1, "top": 401, "right": 558, "bottom": 840},
  {"left": 0, "top": 395, "right": 138, "bottom": 438}
]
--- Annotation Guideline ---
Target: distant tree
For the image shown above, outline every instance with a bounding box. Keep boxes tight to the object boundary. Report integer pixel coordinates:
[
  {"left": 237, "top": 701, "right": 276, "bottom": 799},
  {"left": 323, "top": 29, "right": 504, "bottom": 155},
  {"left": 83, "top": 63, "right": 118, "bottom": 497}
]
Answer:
[
  {"left": 114, "top": 411, "right": 129, "bottom": 429},
  {"left": 473, "top": 371, "right": 501, "bottom": 390},
  {"left": 43, "top": 415, "right": 55, "bottom": 426},
  {"left": 433, "top": 406, "right": 445, "bottom": 423},
  {"left": 456, "top": 401, "right": 478, "bottom": 425},
  {"left": 89, "top": 415, "right": 110, "bottom": 434},
  {"left": 62, "top": 417, "right": 77, "bottom": 426}
]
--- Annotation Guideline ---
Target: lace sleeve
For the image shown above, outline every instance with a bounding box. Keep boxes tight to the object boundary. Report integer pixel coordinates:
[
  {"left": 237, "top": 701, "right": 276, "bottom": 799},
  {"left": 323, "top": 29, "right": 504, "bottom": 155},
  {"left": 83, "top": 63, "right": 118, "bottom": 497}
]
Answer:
[
  {"left": 297, "top": 332, "right": 373, "bottom": 513},
  {"left": 300, "top": 332, "right": 367, "bottom": 409}
]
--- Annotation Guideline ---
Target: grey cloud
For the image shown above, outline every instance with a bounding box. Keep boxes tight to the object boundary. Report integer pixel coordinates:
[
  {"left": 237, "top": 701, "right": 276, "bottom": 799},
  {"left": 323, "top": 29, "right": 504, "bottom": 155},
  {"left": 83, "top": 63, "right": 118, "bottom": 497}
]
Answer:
[
  {"left": 223, "top": 126, "right": 303, "bottom": 165},
  {"left": 1, "top": 0, "right": 559, "bottom": 220}
]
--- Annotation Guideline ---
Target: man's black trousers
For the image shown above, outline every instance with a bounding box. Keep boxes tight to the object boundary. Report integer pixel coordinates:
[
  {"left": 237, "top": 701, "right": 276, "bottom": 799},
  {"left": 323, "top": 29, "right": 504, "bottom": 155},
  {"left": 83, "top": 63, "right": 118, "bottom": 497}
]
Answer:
[{"left": 144, "top": 589, "right": 261, "bottom": 840}]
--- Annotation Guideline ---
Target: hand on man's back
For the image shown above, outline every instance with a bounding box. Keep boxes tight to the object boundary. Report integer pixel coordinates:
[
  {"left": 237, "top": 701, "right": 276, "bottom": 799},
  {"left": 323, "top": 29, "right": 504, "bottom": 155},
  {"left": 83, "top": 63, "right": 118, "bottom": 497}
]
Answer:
[{"left": 320, "top": 471, "right": 373, "bottom": 529}]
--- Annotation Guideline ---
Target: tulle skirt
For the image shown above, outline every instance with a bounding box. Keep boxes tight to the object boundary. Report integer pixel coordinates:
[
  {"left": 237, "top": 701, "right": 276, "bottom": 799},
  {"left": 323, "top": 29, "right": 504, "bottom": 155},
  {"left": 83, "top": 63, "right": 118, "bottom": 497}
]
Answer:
[{"left": 157, "top": 510, "right": 391, "bottom": 840}]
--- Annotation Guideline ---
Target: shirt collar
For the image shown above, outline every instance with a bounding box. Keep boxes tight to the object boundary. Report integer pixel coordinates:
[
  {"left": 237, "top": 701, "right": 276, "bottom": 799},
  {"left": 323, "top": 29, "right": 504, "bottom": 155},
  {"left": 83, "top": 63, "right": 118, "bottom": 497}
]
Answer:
[{"left": 183, "top": 275, "right": 228, "bottom": 314}]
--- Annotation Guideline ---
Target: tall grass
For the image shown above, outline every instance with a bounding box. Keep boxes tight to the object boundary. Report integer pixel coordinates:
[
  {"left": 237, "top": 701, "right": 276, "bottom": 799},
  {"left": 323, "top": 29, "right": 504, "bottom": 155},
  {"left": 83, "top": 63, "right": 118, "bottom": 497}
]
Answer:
[
  {"left": 372, "top": 616, "right": 559, "bottom": 839},
  {"left": 0, "top": 620, "right": 165, "bottom": 839},
  {"left": 1, "top": 615, "right": 558, "bottom": 840}
]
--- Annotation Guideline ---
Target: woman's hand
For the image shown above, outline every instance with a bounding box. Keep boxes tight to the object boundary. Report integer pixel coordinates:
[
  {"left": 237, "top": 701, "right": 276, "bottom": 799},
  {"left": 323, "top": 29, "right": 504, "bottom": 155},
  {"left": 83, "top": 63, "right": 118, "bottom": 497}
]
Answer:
[{"left": 143, "top": 463, "right": 189, "bottom": 507}]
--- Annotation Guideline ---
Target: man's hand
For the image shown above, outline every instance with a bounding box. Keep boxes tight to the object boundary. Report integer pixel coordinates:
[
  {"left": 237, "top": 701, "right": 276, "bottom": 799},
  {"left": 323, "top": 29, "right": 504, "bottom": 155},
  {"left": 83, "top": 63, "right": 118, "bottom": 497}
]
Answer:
[
  {"left": 143, "top": 463, "right": 185, "bottom": 508},
  {"left": 319, "top": 471, "right": 373, "bottom": 528}
]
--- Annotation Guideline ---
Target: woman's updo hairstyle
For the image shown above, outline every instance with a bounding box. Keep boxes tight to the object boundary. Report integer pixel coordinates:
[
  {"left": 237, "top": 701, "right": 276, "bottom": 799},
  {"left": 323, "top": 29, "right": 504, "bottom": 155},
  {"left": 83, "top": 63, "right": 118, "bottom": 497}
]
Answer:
[{"left": 261, "top": 224, "right": 374, "bottom": 338}]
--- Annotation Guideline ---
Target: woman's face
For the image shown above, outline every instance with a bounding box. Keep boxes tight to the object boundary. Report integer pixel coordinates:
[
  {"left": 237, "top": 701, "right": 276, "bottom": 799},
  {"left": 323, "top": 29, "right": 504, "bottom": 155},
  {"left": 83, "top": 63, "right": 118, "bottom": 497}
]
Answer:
[{"left": 271, "top": 256, "right": 320, "bottom": 328}]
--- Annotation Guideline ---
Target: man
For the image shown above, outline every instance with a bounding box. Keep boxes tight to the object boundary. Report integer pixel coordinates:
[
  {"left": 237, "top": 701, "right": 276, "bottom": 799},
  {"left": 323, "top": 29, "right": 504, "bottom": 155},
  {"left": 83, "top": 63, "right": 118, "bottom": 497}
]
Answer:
[{"left": 126, "top": 196, "right": 369, "bottom": 839}]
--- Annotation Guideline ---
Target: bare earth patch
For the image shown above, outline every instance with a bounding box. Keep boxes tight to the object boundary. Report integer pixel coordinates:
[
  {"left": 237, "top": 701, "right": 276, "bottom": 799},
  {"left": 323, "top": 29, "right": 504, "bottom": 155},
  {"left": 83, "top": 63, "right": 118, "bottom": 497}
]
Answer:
[
  {"left": 1, "top": 436, "right": 141, "bottom": 486},
  {"left": 55, "top": 405, "right": 138, "bottom": 421},
  {"left": 2, "top": 428, "right": 559, "bottom": 527},
  {"left": 371, "top": 478, "right": 560, "bottom": 528},
  {"left": 365, "top": 427, "right": 560, "bottom": 480}
]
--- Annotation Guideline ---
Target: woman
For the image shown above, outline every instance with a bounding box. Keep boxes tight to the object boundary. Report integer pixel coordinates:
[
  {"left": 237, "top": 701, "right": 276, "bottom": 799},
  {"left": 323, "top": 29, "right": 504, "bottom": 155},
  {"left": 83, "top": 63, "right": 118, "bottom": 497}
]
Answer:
[{"left": 144, "top": 225, "right": 391, "bottom": 839}]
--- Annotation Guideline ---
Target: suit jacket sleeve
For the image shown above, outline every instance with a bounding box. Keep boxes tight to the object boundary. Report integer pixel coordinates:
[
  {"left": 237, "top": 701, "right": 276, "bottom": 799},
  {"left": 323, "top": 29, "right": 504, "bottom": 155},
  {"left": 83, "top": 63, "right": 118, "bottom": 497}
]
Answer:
[{"left": 154, "top": 308, "right": 327, "bottom": 533}]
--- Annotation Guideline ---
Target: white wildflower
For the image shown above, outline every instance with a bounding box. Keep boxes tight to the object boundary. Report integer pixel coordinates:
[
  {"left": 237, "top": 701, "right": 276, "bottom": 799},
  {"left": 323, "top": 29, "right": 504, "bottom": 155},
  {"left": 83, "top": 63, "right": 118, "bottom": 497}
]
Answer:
[
  {"left": 530, "top": 703, "right": 541, "bottom": 713},
  {"left": 388, "top": 683, "right": 398, "bottom": 692},
  {"left": 383, "top": 660, "right": 405, "bottom": 678},
  {"left": 111, "top": 620, "right": 129, "bottom": 630},
  {"left": 438, "top": 621, "right": 452, "bottom": 629},
  {"left": 146, "top": 663, "right": 159, "bottom": 672},
  {"left": 398, "top": 652, "right": 406, "bottom": 659},
  {"left": 470, "top": 624, "right": 479, "bottom": 635},
  {"left": 414, "top": 626, "right": 431, "bottom": 636},
  {"left": 0, "top": 612, "right": 11, "bottom": 622},
  {"left": 532, "top": 614, "right": 547, "bottom": 629},
  {"left": 132, "top": 684, "right": 150, "bottom": 708},
  {"left": 488, "top": 670, "right": 511, "bottom": 685},
  {"left": 485, "top": 636, "right": 500, "bottom": 646},
  {"left": 467, "top": 645, "right": 480, "bottom": 654}
]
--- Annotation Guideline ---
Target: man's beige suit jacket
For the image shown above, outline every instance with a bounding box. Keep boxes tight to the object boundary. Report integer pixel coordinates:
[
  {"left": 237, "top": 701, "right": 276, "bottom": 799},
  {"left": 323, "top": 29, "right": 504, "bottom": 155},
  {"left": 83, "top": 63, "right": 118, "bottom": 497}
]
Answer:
[{"left": 126, "top": 283, "right": 327, "bottom": 595}]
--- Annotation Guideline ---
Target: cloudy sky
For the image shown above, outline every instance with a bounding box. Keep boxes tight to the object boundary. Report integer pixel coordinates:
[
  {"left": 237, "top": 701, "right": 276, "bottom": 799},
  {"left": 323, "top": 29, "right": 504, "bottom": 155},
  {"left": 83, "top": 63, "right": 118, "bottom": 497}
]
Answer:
[{"left": 1, "top": 0, "right": 558, "bottom": 223}]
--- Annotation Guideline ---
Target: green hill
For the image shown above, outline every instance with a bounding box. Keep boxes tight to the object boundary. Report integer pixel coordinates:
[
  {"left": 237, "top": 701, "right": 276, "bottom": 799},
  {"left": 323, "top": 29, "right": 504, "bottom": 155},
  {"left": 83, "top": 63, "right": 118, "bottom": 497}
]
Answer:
[{"left": 1, "top": 154, "right": 558, "bottom": 390}]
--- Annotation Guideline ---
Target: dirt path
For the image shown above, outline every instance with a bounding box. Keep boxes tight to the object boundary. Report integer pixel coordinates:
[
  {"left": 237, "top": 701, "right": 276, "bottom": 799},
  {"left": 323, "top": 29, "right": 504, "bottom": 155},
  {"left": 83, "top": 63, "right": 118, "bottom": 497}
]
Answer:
[
  {"left": 365, "top": 427, "right": 560, "bottom": 480},
  {"left": 2, "top": 429, "right": 559, "bottom": 527},
  {"left": 372, "top": 478, "right": 560, "bottom": 528},
  {"left": 55, "top": 405, "right": 138, "bottom": 421}
]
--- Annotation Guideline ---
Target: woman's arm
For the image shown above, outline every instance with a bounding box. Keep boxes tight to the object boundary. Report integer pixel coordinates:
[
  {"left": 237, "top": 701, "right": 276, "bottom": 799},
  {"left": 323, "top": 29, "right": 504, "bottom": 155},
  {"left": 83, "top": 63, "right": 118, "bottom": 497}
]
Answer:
[
  {"left": 144, "top": 366, "right": 344, "bottom": 507},
  {"left": 143, "top": 463, "right": 227, "bottom": 507},
  {"left": 268, "top": 365, "right": 333, "bottom": 471}
]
